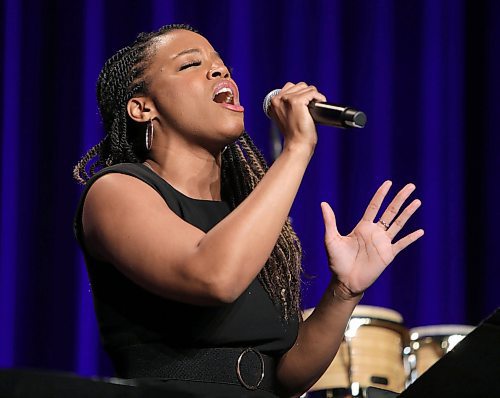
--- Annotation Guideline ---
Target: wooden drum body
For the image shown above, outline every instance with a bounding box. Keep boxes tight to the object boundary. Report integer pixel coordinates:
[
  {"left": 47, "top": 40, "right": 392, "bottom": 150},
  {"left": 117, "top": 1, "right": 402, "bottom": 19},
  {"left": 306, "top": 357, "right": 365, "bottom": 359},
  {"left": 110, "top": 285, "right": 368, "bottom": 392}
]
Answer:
[
  {"left": 406, "top": 324, "right": 474, "bottom": 384},
  {"left": 303, "top": 305, "right": 409, "bottom": 396}
]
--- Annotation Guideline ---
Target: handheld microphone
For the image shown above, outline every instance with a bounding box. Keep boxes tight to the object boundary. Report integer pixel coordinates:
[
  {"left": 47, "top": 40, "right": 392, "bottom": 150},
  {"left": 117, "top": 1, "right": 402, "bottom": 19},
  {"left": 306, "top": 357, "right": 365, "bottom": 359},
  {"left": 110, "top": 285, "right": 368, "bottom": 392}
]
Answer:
[{"left": 262, "top": 89, "right": 367, "bottom": 129}]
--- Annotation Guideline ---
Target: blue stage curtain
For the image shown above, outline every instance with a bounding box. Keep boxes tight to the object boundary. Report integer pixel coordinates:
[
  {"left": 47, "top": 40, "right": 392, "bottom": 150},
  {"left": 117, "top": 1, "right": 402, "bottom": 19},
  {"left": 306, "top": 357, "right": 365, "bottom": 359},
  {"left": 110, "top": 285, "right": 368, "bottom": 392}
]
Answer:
[{"left": 0, "top": 0, "right": 498, "bottom": 377}]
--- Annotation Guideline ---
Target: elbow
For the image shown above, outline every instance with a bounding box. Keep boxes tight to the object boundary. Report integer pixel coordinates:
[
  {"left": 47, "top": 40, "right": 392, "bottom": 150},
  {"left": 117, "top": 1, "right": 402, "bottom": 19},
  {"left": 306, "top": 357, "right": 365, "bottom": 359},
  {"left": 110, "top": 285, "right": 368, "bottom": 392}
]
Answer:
[
  {"left": 186, "top": 249, "right": 252, "bottom": 305},
  {"left": 197, "top": 262, "right": 245, "bottom": 304},
  {"left": 205, "top": 274, "right": 243, "bottom": 304}
]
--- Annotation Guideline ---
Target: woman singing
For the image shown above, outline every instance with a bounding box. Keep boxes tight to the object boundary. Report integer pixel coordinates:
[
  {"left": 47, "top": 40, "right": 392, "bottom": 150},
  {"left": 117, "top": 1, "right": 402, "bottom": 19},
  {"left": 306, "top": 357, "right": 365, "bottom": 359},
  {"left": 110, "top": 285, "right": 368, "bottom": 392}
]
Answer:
[{"left": 73, "top": 24, "right": 423, "bottom": 397}]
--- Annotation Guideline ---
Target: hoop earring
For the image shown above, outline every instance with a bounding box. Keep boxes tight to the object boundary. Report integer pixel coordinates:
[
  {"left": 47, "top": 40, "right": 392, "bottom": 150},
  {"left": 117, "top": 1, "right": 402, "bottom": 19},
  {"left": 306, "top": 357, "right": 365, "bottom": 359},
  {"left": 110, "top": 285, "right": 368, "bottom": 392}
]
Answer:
[{"left": 145, "top": 119, "right": 154, "bottom": 151}]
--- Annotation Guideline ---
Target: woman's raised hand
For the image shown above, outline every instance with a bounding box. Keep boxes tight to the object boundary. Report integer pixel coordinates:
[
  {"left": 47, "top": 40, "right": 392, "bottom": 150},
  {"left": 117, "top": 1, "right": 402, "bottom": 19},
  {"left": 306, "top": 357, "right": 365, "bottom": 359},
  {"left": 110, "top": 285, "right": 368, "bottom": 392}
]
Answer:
[{"left": 321, "top": 181, "right": 424, "bottom": 299}]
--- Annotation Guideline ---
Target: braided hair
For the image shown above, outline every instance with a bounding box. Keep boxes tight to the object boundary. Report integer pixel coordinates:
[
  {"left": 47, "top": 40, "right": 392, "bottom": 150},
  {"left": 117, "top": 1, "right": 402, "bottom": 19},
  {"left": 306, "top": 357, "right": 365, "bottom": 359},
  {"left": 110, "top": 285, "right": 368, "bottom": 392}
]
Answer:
[
  {"left": 222, "top": 133, "right": 303, "bottom": 320},
  {"left": 73, "top": 24, "right": 303, "bottom": 320}
]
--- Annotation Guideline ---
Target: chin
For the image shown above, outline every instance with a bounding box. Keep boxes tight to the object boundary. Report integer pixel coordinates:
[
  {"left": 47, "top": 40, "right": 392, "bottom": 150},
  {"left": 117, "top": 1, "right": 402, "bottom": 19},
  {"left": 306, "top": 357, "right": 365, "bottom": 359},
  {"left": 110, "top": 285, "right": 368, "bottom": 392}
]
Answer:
[{"left": 221, "top": 119, "right": 245, "bottom": 140}]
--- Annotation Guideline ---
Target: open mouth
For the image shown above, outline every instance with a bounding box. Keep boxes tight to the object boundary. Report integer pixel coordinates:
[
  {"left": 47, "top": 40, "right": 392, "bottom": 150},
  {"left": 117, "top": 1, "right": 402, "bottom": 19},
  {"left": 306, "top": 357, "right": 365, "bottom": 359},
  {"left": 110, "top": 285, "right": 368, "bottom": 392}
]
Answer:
[
  {"left": 211, "top": 81, "right": 244, "bottom": 113},
  {"left": 212, "top": 87, "right": 235, "bottom": 105}
]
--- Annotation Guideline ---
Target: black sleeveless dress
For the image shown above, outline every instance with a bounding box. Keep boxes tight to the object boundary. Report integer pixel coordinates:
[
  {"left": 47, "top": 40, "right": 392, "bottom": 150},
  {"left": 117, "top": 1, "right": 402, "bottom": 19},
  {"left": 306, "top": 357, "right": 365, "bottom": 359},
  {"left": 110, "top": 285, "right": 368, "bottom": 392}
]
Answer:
[{"left": 74, "top": 163, "right": 299, "bottom": 397}]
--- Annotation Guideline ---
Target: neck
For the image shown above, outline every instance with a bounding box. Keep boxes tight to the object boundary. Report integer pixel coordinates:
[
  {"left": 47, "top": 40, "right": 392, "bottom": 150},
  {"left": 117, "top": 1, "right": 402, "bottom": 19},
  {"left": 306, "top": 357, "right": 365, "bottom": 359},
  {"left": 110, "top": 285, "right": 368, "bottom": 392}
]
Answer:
[{"left": 145, "top": 145, "right": 223, "bottom": 201}]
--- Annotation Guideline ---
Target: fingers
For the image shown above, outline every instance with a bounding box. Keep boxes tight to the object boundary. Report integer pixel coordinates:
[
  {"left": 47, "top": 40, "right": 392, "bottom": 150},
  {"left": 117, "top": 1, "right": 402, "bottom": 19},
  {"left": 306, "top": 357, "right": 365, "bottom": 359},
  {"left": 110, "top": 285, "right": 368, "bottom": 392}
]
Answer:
[
  {"left": 269, "top": 82, "right": 327, "bottom": 147},
  {"left": 284, "top": 86, "right": 327, "bottom": 104},
  {"left": 321, "top": 202, "right": 339, "bottom": 242},
  {"left": 363, "top": 180, "right": 423, "bottom": 245},
  {"left": 274, "top": 82, "right": 327, "bottom": 106},
  {"left": 386, "top": 198, "right": 422, "bottom": 240},
  {"left": 377, "top": 183, "right": 416, "bottom": 230},
  {"left": 362, "top": 180, "right": 393, "bottom": 222},
  {"left": 393, "top": 229, "right": 425, "bottom": 256},
  {"left": 280, "top": 81, "right": 307, "bottom": 93},
  {"left": 281, "top": 82, "right": 296, "bottom": 91}
]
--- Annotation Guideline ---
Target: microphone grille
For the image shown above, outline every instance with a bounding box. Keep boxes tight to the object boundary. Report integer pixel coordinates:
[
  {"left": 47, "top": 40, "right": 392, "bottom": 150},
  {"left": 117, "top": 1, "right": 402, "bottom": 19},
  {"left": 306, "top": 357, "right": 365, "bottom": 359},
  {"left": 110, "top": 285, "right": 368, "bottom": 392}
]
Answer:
[{"left": 262, "top": 89, "right": 281, "bottom": 118}]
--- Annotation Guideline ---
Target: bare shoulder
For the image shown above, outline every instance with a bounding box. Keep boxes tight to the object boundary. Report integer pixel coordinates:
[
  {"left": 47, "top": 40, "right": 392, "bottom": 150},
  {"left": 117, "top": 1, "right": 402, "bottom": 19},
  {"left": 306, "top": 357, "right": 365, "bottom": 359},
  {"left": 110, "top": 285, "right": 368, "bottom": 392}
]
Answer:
[
  {"left": 80, "top": 171, "right": 209, "bottom": 302},
  {"left": 81, "top": 171, "right": 194, "bottom": 263},
  {"left": 84, "top": 172, "right": 164, "bottom": 211},
  {"left": 82, "top": 172, "right": 167, "bottom": 259}
]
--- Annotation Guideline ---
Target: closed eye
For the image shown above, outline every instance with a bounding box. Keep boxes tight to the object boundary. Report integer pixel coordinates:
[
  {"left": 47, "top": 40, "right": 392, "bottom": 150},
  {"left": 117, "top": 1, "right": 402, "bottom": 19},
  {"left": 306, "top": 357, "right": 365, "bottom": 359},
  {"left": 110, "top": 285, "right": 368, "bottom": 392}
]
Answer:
[{"left": 179, "top": 60, "right": 201, "bottom": 71}]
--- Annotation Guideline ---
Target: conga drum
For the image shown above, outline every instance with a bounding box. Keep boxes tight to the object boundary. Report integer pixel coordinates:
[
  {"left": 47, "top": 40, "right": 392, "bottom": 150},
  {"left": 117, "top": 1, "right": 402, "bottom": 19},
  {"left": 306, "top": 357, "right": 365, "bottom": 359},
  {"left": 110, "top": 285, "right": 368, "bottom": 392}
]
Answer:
[
  {"left": 303, "top": 305, "right": 409, "bottom": 397},
  {"left": 406, "top": 324, "right": 475, "bottom": 384}
]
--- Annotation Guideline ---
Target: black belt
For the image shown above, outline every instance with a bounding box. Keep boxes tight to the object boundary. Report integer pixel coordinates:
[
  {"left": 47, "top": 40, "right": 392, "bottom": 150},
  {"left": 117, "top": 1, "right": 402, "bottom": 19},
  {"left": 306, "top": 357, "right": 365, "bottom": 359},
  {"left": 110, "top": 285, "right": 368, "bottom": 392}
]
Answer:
[{"left": 112, "top": 345, "right": 279, "bottom": 394}]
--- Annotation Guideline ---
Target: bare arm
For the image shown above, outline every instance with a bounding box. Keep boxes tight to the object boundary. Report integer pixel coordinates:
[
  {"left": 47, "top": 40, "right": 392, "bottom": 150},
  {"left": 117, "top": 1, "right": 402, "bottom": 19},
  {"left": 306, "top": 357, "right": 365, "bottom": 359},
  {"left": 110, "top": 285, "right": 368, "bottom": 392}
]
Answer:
[
  {"left": 276, "top": 281, "right": 361, "bottom": 396},
  {"left": 82, "top": 82, "right": 325, "bottom": 306},
  {"left": 276, "top": 182, "right": 424, "bottom": 396}
]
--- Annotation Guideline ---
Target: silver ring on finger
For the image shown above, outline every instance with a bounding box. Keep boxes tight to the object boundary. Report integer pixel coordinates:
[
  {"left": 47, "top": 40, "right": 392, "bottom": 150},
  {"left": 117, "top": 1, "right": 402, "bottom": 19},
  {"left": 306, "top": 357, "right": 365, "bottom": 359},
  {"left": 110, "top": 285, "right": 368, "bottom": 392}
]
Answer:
[{"left": 378, "top": 219, "right": 391, "bottom": 231}]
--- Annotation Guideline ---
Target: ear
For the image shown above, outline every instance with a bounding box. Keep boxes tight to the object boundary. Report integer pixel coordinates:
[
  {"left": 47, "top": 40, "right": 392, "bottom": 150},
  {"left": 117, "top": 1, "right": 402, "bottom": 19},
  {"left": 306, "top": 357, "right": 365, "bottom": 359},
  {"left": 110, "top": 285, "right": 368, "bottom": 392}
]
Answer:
[{"left": 127, "top": 97, "right": 155, "bottom": 122}]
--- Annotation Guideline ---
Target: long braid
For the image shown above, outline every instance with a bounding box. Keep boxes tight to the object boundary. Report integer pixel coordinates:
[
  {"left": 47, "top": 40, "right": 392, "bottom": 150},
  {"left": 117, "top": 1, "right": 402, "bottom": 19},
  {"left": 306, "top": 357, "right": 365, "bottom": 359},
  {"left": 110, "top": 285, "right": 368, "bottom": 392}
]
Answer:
[
  {"left": 222, "top": 133, "right": 303, "bottom": 321},
  {"left": 72, "top": 138, "right": 107, "bottom": 184}
]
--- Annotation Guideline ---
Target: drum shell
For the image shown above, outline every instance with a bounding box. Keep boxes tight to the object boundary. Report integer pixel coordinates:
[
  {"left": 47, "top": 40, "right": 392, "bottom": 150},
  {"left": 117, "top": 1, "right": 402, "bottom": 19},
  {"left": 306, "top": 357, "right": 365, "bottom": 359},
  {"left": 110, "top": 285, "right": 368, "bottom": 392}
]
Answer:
[
  {"left": 303, "top": 305, "right": 409, "bottom": 394},
  {"left": 406, "top": 324, "right": 474, "bottom": 383}
]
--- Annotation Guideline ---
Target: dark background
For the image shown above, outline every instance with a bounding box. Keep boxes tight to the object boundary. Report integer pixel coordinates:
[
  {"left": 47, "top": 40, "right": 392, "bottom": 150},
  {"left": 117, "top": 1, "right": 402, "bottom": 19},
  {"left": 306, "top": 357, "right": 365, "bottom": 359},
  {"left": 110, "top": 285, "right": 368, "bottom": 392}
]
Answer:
[{"left": 0, "top": 0, "right": 498, "bottom": 378}]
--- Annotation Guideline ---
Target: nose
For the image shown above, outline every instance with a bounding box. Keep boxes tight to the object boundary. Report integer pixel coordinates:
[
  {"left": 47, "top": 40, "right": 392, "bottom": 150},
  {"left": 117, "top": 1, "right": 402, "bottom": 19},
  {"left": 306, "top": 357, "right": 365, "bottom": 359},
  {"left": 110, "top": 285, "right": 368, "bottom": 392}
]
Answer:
[{"left": 207, "top": 63, "right": 230, "bottom": 79}]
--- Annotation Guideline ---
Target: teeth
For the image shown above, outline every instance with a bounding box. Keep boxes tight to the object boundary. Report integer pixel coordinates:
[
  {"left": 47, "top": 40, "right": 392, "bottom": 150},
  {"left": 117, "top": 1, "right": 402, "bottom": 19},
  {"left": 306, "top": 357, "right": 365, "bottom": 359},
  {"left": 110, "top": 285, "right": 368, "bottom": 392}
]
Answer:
[{"left": 213, "top": 87, "right": 233, "bottom": 99}]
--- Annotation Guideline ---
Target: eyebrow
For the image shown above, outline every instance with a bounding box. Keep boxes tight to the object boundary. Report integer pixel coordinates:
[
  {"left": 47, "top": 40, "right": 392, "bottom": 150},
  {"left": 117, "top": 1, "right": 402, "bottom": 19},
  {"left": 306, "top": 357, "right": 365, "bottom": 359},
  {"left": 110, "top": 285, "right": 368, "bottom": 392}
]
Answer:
[{"left": 172, "top": 48, "right": 221, "bottom": 60}]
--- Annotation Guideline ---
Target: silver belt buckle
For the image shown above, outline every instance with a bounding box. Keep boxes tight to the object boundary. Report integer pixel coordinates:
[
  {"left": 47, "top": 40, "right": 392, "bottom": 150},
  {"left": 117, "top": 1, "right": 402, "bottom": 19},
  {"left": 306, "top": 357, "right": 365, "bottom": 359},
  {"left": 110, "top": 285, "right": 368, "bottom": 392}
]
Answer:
[{"left": 236, "top": 347, "right": 265, "bottom": 390}]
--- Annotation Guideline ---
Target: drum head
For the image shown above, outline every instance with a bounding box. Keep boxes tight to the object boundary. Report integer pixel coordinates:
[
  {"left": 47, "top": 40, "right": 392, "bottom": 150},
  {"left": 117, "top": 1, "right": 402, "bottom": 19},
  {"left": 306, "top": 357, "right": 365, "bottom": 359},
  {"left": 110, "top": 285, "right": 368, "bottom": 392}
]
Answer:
[
  {"left": 410, "top": 324, "right": 475, "bottom": 340},
  {"left": 351, "top": 305, "right": 404, "bottom": 324}
]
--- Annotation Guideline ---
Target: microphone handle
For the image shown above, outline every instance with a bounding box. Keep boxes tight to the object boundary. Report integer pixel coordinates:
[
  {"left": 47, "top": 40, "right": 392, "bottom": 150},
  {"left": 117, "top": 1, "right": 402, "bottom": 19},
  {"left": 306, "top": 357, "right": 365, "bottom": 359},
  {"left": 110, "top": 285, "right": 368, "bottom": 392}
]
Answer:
[{"left": 308, "top": 102, "right": 367, "bottom": 129}]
